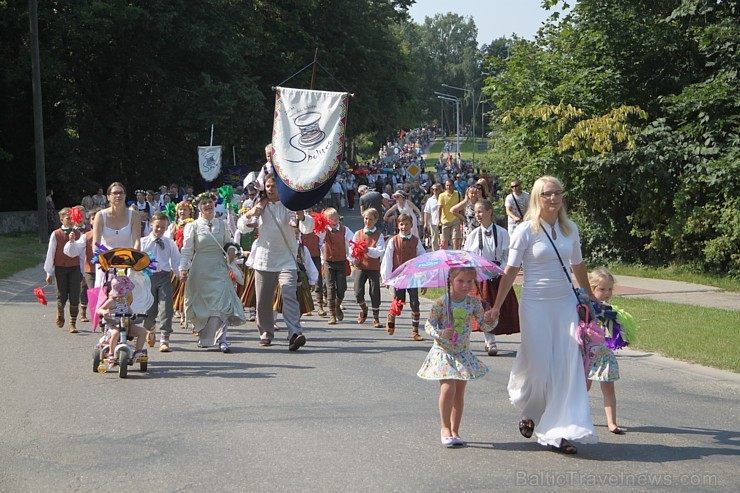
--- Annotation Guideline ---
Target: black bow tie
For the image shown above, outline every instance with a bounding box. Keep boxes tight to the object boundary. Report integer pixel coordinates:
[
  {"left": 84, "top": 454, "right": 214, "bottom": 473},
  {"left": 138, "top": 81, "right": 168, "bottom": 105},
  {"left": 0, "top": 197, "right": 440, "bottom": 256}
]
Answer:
[
  {"left": 155, "top": 238, "right": 164, "bottom": 249},
  {"left": 484, "top": 230, "right": 492, "bottom": 237}
]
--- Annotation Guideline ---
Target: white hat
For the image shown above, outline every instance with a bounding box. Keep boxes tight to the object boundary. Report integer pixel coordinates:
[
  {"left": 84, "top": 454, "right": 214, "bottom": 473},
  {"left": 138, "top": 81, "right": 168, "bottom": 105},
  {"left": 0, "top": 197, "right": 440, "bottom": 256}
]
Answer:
[{"left": 381, "top": 193, "right": 391, "bottom": 200}]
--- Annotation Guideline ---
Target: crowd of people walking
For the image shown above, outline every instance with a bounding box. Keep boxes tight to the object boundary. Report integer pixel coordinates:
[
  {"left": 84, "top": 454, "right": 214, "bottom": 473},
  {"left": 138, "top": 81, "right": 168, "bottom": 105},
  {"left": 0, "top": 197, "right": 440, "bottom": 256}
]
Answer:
[{"left": 42, "top": 127, "right": 629, "bottom": 454}]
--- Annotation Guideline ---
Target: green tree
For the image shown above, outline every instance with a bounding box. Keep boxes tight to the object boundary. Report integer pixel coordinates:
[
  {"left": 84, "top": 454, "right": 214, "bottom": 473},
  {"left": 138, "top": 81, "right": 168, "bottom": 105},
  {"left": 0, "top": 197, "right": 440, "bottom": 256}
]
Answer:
[{"left": 483, "top": 0, "right": 740, "bottom": 274}]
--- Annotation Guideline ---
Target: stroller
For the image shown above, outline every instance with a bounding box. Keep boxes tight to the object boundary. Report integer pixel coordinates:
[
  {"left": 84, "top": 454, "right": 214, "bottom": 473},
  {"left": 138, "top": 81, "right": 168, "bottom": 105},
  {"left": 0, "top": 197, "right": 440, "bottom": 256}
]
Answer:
[{"left": 92, "top": 248, "right": 154, "bottom": 378}]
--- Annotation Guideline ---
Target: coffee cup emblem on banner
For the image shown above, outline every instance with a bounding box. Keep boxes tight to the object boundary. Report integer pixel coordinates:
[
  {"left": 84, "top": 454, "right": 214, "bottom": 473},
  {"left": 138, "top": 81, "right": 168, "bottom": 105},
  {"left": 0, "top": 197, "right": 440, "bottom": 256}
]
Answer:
[{"left": 271, "top": 87, "right": 348, "bottom": 211}]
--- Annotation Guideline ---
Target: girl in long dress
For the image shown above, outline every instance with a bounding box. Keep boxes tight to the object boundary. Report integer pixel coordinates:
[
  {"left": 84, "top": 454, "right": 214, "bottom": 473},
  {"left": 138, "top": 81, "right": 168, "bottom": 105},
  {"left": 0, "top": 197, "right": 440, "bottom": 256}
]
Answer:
[
  {"left": 178, "top": 193, "right": 246, "bottom": 353},
  {"left": 490, "top": 176, "right": 597, "bottom": 455},
  {"left": 462, "top": 199, "right": 520, "bottom": 356},
  {"left": 168, "top": 201, "right": 194, "bottom": 328}
]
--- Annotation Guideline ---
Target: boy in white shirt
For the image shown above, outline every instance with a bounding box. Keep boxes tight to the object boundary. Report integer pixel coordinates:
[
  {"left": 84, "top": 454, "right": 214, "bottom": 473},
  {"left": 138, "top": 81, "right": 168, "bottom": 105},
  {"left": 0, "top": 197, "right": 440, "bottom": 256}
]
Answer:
[{"left": 141, "top": 212, "right": 180, "bottom": 352}]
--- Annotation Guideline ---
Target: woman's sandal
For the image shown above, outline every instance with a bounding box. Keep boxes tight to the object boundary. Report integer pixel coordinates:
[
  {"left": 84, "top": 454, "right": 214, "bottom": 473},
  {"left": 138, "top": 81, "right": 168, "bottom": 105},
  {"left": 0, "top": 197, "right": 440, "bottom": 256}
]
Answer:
[
  {"left": 551, "top": 439, "right": 577, "bottom": 455},
  {"left": 609, "top": 426, "right": 626, "bottom": 435},
  {"left": 518, "top": 418, "right": 535, "bottom": 439}
]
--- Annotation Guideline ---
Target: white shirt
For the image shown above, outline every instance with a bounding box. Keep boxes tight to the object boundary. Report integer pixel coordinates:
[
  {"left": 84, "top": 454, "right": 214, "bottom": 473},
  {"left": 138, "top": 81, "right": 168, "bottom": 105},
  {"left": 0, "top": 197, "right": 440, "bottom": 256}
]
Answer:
[
  {"left": 300, "top": 245, "right": 318, "bottom": 286},
  {"left": 423, "top": 195, "right": 440, "bottom": 226},
  {"left": 463, "top": 224, "right": 510, "bottom": 266},
  {"left": 239, "top": 200, "right": 314, "bottom": 272},
  {"left": 140, "top": 234, "right": 180, "bottom": 273},
  {"left": 505, "top": 191, "right": 530, "bottom": 228},
  {"left": 45, "top": 230, "right": 83, "bottom": 275},
  {"left": 380, "top": 234, "right": 426, "bottom": 284},
  {"left": 349, "top": 228, "right": 386, "bottom": 265}
]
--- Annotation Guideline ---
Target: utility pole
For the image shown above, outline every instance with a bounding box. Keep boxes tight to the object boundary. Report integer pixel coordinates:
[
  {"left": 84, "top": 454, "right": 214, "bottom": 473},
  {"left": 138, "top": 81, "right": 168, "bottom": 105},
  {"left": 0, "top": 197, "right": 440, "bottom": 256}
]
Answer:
[{"left": 30, "top": 0, "right": 48, "bottom": 241}]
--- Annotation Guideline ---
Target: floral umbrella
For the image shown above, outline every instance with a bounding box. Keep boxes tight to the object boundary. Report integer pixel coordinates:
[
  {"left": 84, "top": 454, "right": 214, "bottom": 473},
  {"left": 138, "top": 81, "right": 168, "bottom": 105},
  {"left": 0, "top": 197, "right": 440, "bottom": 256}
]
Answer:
[{"left": 385, "top": 249, "right": 504, "bottom": 290}]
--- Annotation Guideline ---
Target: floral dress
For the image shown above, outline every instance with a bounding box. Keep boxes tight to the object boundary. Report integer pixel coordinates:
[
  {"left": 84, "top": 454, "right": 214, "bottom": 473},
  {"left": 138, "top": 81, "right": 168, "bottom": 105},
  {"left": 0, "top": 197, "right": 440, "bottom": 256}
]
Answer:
[
  {"left": 417, "top": 295, "right": 490, "bottom": 381},
  {"left": 463, "top": 201, "right": 480, "bottom": 238},
  {"left": 588, "top": 345, "right": 619, "bottom": 382}
]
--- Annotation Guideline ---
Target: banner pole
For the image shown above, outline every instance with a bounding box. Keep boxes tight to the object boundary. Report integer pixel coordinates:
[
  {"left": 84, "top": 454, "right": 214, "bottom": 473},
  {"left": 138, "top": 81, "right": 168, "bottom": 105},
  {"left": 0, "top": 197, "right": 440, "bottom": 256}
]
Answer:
[
  {"left": 310, "top": 48, "right": 318, "bottom": 90},
  {"left": 210, "top": 124, "right": 214, "bottom": 146}
]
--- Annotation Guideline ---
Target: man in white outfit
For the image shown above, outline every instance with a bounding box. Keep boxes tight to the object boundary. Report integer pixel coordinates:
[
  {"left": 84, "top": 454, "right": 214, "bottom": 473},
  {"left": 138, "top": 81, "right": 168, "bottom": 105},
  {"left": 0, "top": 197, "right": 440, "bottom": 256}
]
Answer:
[
  {"left": 239, "top": 174, "right": 314, "bottom": 350},
  {"left": 505, "top": 180, "right": 530, "bottom": 236}
]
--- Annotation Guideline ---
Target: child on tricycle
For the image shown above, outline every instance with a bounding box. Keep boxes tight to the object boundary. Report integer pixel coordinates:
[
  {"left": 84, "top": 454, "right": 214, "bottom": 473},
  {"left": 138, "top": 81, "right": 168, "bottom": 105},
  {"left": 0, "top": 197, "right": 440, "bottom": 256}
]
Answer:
[{"left": 97, "top": 274, "right": 147, "bottom": 366}]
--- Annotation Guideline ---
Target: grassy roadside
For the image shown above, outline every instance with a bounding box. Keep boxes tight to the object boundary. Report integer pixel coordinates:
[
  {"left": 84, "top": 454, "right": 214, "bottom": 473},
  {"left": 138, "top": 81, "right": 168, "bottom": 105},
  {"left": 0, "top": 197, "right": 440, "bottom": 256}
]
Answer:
[
  {"left": 0, "top": 232, "right": 46, "bottom": 279},
  {"left": 423, "top": 286, "right": 738, "bottom": 373},
  {"left": 610, "top": 296, "right": 738, "bottom": 372},
  {"left": 606, "top": 264, "right": 740, "bottom": 292},
  {"left": 427, "top": 139, "right": 485, "bottom": 163}
]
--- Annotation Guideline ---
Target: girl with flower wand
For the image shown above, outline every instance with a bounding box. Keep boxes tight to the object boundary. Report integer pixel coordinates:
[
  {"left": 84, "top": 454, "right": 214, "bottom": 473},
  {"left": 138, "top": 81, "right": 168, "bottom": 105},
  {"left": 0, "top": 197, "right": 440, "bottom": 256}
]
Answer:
[{"left": 586, "top": 268, "right": 638, "bottom": 435}]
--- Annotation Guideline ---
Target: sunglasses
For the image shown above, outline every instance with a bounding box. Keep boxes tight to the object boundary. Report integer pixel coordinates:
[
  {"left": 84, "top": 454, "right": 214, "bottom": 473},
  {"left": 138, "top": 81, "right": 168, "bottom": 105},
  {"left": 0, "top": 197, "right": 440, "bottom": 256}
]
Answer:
[
  {"left": 510, "top": 184, "right": 521, "bottom": 189},
  {"left": 109, "top": 191, "right": 125, "bottom": 196}
]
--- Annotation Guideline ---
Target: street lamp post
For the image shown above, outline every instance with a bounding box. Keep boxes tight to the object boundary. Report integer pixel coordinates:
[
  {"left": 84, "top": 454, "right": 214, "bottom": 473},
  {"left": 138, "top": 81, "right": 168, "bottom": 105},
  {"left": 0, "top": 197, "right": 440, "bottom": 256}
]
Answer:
[
  {"left": 442, "top": 84, "right": 475, "bottom": 162},
  {"left": 435, "top": 93, "right": 460, "bottom": 164}
]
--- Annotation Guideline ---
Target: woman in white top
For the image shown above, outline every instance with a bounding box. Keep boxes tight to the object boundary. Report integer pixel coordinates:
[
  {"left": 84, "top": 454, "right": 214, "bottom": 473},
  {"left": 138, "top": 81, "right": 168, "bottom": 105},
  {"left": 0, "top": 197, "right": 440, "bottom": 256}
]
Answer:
[
  {"left": 383, "top": 190, "right": 422, "bottom": 237},
  {"left": 88, "top": 182, "right": 151, "bottom": 315},
  {"left": 92, "top": 182, "right": 140, "bottom": 251},
  {"left": 489, "top": 176, "right": 597, "bottom": 455}
]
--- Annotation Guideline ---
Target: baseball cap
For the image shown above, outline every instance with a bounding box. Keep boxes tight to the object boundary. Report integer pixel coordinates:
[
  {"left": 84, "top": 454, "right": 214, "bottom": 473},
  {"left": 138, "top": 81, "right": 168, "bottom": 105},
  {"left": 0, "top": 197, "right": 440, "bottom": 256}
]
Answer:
[
  {"left": 392, "top": 190, "right": 406, "bottom": 198},
  {"left": 381, "top": 193, "right": 391, "bottom": 200}
]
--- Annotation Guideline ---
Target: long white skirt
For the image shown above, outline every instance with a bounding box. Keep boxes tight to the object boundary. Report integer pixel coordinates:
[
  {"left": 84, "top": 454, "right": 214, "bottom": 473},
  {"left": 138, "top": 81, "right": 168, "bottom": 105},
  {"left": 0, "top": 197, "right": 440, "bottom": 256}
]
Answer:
[{"left": 508, "top": 296, "right": 597, "bottom": 447}]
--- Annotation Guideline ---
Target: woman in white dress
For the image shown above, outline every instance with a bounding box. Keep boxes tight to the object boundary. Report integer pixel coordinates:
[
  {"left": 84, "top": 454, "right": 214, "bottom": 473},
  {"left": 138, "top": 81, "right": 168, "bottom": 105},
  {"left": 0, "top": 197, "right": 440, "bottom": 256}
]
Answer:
[
  {"left": 489, "top": 176, "right": 597, "bottom": 455},
  {"left": 179, "top": 193, "right": 246, "bottom": 353}
]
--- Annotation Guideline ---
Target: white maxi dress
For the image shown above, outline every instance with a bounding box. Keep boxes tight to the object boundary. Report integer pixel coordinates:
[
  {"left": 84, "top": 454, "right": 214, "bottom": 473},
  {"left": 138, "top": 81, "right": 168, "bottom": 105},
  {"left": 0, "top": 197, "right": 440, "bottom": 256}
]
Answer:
[{"left": 506, "top": 219, "right": 597, "bottom": 447}]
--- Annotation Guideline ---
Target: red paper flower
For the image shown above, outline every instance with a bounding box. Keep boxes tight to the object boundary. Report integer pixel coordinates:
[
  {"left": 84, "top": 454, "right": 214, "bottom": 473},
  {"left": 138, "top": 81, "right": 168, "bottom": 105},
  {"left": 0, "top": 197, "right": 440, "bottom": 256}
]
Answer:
[
  {"left": 69, "top": 206, "right": 84, "bottom": 226},
  {"left": 312, "top": 211, "right": 335, "bottom": 234},
  {"left": 34, "top": 287, "right": 48, "bottom": 305},
  {"left": 390, "top": 298, "right": 406, "bottom": 316},
  {"left": 350, "top": 239, "right": 368, "bottom": 261}
]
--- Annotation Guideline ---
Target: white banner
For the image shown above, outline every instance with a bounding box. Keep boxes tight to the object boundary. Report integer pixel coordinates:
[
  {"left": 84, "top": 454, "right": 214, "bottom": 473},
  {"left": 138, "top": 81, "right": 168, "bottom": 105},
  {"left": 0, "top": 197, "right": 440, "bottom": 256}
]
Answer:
[
  {"left": 272, "top": 86, "right": 348, "bottom": 191},
  {"left": 198, "top": 146, "right": 222, "bottom": 182}
]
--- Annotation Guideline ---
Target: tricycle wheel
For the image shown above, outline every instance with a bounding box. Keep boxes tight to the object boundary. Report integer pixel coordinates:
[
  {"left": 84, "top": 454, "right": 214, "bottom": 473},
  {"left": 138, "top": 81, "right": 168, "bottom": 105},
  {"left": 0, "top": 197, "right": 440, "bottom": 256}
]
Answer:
[
  {"left": 118, "top": 352, "right": 129, "bottom": 378},
  {"left": 92, "top": 347, "right": 101, "bottom": 373}
]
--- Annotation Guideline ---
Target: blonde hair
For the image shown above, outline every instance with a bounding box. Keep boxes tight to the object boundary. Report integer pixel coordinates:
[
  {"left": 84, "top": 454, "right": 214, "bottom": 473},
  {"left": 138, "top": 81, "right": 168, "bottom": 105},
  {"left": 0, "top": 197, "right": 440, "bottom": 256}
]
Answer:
[
  {"left": 323, "top": 207, "right": 339, "bottom": 220},
  {"left": 588, "top": 268, "right": 615, "bottom": 289},
  {"left": 476, "top": 178, "right": 490, "bottom": 199},
  {"left": 363, "top": 207, "right": 379, "bottom": 220},
  {"left": 449, "top": 267, "right": 476, "bottom": 281},
  {"left": 525, "top": 176, "right": 573, "bottom": 236}
]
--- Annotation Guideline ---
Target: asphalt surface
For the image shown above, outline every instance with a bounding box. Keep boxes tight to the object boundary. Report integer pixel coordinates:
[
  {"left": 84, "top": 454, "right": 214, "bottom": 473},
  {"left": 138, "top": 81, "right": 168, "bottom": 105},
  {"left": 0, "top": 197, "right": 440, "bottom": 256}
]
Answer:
[{"left": 1, "top": 205, "right": 738, "bottom": 493}]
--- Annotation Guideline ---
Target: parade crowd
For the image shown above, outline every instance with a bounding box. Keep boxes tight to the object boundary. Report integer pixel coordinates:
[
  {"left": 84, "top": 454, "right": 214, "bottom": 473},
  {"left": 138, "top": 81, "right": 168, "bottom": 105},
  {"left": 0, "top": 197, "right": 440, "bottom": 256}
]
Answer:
[{"left": 43, "top": 127, "right": 632, "bottom": 453}]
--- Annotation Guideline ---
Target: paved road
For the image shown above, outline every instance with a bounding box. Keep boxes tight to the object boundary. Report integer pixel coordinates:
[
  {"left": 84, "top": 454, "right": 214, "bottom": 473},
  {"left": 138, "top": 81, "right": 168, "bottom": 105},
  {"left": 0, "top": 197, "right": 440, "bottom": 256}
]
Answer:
[{"left": 1, "top": 206, "right": 738, "bottom": 492}]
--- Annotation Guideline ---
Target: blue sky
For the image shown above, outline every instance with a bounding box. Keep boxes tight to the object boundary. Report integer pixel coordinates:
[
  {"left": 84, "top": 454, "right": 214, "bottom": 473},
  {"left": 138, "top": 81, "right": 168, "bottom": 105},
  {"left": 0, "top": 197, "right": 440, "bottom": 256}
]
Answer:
[{"left": 409, "top": 0, "right": 558, "bottom": 47}]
